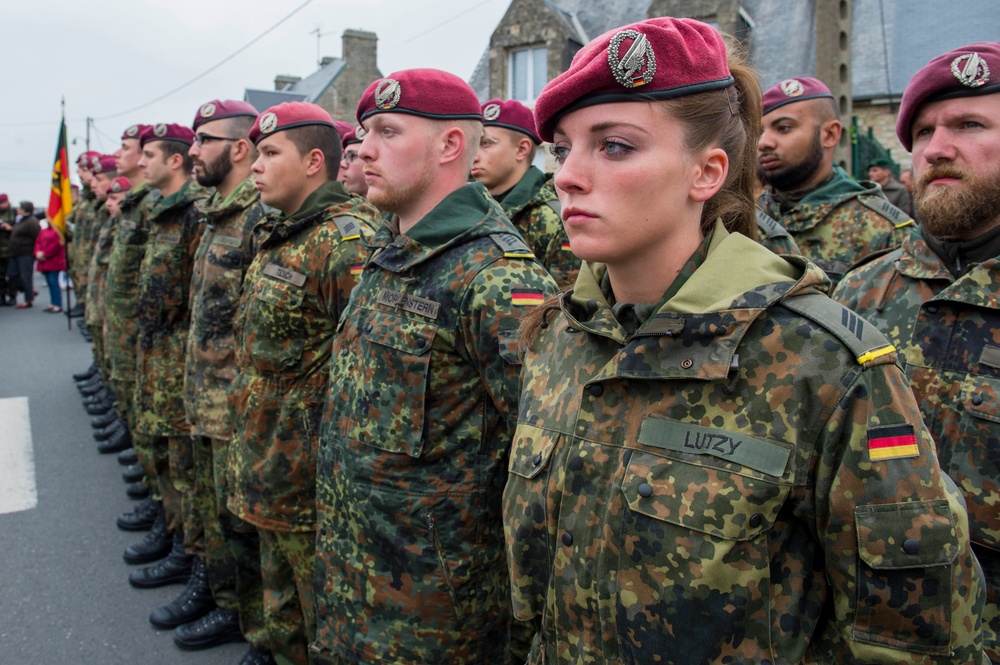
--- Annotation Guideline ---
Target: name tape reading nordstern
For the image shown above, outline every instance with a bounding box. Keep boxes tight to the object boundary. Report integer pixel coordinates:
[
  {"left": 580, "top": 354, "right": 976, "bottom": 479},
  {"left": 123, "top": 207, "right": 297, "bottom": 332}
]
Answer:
[{"left": 377, "top": 289, "right": 440, "bottom": 319}]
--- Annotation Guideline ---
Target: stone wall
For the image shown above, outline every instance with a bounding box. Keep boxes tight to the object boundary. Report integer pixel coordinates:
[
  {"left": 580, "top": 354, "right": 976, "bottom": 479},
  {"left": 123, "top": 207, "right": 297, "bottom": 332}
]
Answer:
[
  {"left": 853, "top": 101, "right": 909, "bottom": 169},
  {"left": 324, "top": 30, "right": 382, "bottom": 123}
]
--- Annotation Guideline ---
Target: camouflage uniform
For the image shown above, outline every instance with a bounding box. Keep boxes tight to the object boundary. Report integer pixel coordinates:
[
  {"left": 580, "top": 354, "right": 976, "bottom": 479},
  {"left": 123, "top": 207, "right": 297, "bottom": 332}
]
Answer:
[
  {"left": 85, "top": 205, "right": 115, "bottom": 378},
  {"left": 228, "top": 181, "right": 380, "bottom": 665},
  {"left": 135, "top": 179, "right": 207, "bottom": 546},
  {"left": 185, "top": 175, "right": 268, "bottom": 648},
  {"left": 833, "top": 231, "right": 1000, "bottom": 661},
  {"left": 0, "top": 206, "right": 16, "bottom": 301},
  {"left": 67, "top": 188, "right": 96, "bottom": 308},
  {"left": 755, "top": 208, "right": 801, "bottom": 256},
  {"left": 503, "top": 220, "right": 985, "bottom": 664},
  {"left": 498, "top": 166, "right": 578, "bottom": 289},
  {"left": 314, "top": 182, "right": 558, "bottom": 664},
  {"left": 758, "top": 166, "right": 918, "bottom": 283}
]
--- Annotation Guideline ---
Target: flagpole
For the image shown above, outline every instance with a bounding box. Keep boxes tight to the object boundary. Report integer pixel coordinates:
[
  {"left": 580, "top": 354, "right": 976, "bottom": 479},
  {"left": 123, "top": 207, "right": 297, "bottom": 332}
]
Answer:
[{"left": 61, "top": 97, "right": 73, "bottom": 330}]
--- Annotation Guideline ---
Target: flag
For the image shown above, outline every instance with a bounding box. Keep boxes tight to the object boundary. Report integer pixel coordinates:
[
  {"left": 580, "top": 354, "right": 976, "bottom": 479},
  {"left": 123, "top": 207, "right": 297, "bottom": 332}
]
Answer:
[{"left": 46, "top": 117, "right": 73, "bottom": 238}]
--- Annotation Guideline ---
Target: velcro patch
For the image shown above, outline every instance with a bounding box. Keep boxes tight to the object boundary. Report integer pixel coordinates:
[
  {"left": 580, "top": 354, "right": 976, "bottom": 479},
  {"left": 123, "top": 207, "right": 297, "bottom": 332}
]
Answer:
[
  {"left": 868, "top": 423, "right": 919, "bottom": 461},
  {"left": 490, "top": 232, "right": 535, "bottom": 259},
  {"left": 211, "top": 235, "right": 242, "bottom": 248},
  {"left": 157, "top": 233, "right": 181, "bottom": 244},
  {"left": 263, "top": 263, "right": 306, "bottom": 287},
  {"left": 377, "top": 288, "right": 440, "bottom": 319},
  {"left": 119, "top": 219, "right": 137, "bottom": 231},
  {"left": 637, "top": 417, "right": 791, "bottom": 477}
]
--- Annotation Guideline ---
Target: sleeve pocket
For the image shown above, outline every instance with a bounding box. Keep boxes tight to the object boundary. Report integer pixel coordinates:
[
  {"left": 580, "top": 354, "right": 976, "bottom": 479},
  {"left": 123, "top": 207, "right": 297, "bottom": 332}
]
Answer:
[{"left": 853, "top": 500, "right": 956, "bottom": 654}]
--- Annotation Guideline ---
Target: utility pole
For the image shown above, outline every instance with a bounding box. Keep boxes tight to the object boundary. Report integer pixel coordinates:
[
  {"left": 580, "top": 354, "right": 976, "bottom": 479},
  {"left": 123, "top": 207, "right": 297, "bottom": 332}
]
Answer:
[
  {"left": 86, "top": 117, "right": 92, "bottom": 151},
  {"left": 309, "top": 26, "right": 334, "bottom": 67},
  {"left": 815, "top": 0, "right": 853, "bottom": 173}
]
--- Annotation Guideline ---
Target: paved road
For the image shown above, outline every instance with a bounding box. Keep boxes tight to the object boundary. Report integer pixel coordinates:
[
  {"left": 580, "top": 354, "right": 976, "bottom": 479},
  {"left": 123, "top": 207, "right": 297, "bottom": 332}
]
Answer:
[{"left": 0, "top": 273, "right": 245, "bottom": 664}]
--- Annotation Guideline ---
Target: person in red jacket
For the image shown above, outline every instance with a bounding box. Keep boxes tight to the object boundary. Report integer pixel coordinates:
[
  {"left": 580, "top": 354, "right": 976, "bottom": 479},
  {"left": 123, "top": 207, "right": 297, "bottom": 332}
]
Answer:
[{"left": 34, "top": 221, "right": 67, "bottom": 312}]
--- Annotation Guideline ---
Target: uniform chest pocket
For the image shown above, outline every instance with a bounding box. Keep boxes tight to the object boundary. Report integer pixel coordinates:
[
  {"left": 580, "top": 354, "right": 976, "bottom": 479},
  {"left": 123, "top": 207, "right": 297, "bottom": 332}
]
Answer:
[
  {"left": 347, "top": 313, "right": 435, "bottom": 458},
  {"left": 955, "top": 371, "right": 1000, "bottom": 550},
  {"left": 615, "top": 450, "right": 789, "bottom": 663},
  {"left": 246, "top": 279, "right": 306, "bottom": 372}
]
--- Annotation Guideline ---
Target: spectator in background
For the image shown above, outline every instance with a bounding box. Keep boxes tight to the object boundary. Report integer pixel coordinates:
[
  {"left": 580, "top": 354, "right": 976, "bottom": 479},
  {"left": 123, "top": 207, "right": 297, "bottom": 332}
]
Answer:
[
  {"left": 35, "top": 219, "right": 67, "bottom": 312},
  {"left": 867, "top": 157, "right": 913, "bottom": 216},
  {"left": 8, "top": 201, "right": 40, "bottom": 309}
]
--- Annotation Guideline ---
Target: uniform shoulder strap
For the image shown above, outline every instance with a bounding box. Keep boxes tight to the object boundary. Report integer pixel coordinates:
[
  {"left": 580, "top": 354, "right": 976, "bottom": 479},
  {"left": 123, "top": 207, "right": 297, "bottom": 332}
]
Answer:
[
  {"left": 755, "top": 209, "right": 792, "bottom": 239},
  {"left": 490, "top": 232, "right": 536, "bottom": 259},
  {"left": 543, "top": 199, "right": 561, "bottom": 216},
  {"left": 332, "top": 215, "right": 363, "bottom": 242},
  {"left": 858, "top": 195, "right": 915, "bottom": 230},
  {"left": 779, "top": 292, "right": 897, "bottom": 367}
]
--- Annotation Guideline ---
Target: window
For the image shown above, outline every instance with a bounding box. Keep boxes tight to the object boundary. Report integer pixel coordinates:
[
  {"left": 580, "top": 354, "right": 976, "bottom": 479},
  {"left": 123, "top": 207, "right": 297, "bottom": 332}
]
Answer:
[{"left": 509, "top": 46, "right": 547, "bottom": 102}]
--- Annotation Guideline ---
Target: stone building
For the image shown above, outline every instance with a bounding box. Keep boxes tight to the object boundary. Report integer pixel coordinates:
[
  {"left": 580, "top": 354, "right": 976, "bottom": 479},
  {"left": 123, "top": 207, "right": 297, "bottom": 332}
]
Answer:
[
  {"left": 245, "top": 29, "right": 382, "bottom": 124},
  {"left": 470, "top": 0, "right": 999, "bottom": 170}
]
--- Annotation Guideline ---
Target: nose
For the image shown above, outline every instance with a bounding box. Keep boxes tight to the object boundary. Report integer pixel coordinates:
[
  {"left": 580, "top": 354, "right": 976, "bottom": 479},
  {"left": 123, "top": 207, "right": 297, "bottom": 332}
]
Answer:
[
  {"left": 758, "top": 128, "right": 775, "bottom": 152},
  {"left": 251, "top": 154, "right": 264, "bottom": 175},
  {"left": 188, "top": 142, "right": 201, "bottom": 159},
  {"left": 358, "top": 135, "right": 375, "bottom": 163},
  {"left": 919, "top": 127, "right": 957, "bottom": 166},
  {"left": 553, "top": 149, "right": 589, "bottom": 195}
]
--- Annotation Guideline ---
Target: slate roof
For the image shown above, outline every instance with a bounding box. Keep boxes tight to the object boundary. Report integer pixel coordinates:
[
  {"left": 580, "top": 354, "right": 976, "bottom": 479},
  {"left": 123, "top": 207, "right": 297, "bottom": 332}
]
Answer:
[
  {"left": 244, "top": 89, "right": 307, "bottom": 113},
  {"left": 470, "top": 0, "right": 998, "bottom": 104},
  {"left": 244, "top": 57, "right": 347, "bottom": 111}
]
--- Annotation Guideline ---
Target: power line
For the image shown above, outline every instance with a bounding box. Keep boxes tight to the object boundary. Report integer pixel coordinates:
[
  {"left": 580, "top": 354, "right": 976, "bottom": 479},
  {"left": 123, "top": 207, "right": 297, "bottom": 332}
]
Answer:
[
  {"left": 0, "top": 0, "right": 316, "bottom": 128},
  {"left": 386, "top": 0, "right": 494, "bottom": 52},
  {"left": 93, "top": 0, "right": 316, "bottom": 120}
]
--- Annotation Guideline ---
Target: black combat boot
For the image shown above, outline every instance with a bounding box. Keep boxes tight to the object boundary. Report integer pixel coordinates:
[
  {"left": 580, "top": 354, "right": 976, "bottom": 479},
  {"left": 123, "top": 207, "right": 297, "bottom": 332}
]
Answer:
[
  {"left": 97, "top": 425, "right": 132, "bottom": 454},
  {"left": 129, "top": 531, "right": 192, "bottom": 588},
  {"left": 79, "top": 379, "right": 106, "bottom": 397},
  {"left": 117, "top": 447, "right": 138, "bottom": 466},
  {"left": 91, "top": 410, "right": 119, "bottom": 429},
  {"left": 148, "top": 557, "right": 215, "bottom": 629},
  {"left": 125, "top": 481, "right": 149, "bottom": 500},
  {"left": 94, "top": 419, "right": 124, "bottom": 442},
  {"left": 173, "top": 607, "right": 245, "bottom": 650},
  {"left": 117, "top": 497, "right": 159, "bottom": 532},
  {"left": 238, "top": 646, "right": 278, "bottom": 665},
  {"left": 122, "top": 464, "right": 144, "bottom": 483},
  {"left": 123, "top": 512, "right": 173, "bottom": 565},
  {"left": 72, "top": 364, "right": 98, "bottom": 381},
  {"left": 85, "top": 397, "right": 115, "bottom": 417}
]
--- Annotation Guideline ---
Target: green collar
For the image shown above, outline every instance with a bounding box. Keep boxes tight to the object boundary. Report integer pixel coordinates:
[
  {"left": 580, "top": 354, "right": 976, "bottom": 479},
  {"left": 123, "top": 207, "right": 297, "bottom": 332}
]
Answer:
[
  {"left": 402, "top": 182, "right": 495, "bottom": 247},
  {"left": 149, "top": 179, "right": 204, "bottom": 218},
  {"left": 798, "top": 166, "right": 871, "bottom": 206},
  {"left": 499, "top": 166, "right": 547, "bottom": 218},
  {"left": 285, "top": 181, "right": 353, "bottom": 225},
  {"left": 201, "top": 176, "right": 259, "bottom": 218}
]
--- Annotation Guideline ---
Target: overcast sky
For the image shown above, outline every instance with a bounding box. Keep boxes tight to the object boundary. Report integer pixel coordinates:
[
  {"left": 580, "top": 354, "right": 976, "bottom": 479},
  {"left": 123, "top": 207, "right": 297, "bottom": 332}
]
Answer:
[{"left": 0, "top": 0, "right": 510, "bottom": 208}]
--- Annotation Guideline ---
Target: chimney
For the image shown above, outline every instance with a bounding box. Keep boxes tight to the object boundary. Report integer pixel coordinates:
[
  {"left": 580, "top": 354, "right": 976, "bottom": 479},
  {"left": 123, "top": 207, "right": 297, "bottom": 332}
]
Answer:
[
  {"left": 342, "top": 29, "right": 377, "bottom": 65},
  {"left": 320, "top": 56, "right": 337, "bottom": 67},
  {"left": 274, "top": 74, "right": 302, "bottom": 91}
]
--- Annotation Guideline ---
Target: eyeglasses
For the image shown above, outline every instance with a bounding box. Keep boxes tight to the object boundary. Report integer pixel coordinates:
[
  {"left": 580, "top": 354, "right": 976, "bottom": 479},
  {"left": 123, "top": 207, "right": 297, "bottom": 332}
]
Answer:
[
  {"left": 342, "top": 150, "right": 359, "bottom": 164},
  {"left": 193, "top": 133, "right": 241, "bottom": 146}
]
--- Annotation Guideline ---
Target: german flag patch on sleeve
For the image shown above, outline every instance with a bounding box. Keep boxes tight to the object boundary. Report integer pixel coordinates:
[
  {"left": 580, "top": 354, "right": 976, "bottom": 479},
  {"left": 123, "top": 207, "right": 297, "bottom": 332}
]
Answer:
[
  {"left": 511, "top": 288, "right": 544, "bottom": 307},
  {"left": 868, "top": 423, "right": 919, "bottom": 461},
  {"left": 349, "top": 262, "right": 364, "bottom": 276},
  {"left": 561, "top": 241, "right": 572, "bottom": 251}
]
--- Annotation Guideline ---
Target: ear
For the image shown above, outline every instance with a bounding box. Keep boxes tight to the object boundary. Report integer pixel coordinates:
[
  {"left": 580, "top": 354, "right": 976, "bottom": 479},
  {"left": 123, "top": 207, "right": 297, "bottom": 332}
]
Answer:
[
  {"left": 514, "top": 136, "right": 533, "bottom": 163},
  {"left": 438, "top": 127, "right": 466, "bottom": 166},
  {"left": 304, "top": 148, "right": 326, "bottom": 177},
  {"left": 820, "top": 118, "right": 843, "bottom": 149},
  {"left": 230, "top": 138, "right": 251, "bottom": 164},
  {"left": 689, "top": 147, "right": 728, "bottom": 203},
  {"left": 167, "top": 151, "right": 185, "bottom": 171}
]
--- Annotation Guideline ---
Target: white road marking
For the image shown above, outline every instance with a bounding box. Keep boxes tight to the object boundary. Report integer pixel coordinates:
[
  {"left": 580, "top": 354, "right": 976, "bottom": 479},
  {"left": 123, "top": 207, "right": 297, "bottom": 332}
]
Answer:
[{"left": 0, "top": 397, "right": 37, "bottom": 515}]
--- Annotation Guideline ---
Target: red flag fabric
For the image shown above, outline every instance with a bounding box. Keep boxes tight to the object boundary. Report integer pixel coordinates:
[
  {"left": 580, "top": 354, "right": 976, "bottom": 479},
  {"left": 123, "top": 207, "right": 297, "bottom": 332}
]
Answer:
[{"left": 46, "top": 118, "right": 73, "bottom": 238}]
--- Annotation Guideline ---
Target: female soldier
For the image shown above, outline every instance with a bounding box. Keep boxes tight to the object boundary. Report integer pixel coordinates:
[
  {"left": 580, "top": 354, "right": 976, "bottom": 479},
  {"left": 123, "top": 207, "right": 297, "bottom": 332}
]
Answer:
[{"left": 502, "top": 17, "right": 985, "bottom": 664}]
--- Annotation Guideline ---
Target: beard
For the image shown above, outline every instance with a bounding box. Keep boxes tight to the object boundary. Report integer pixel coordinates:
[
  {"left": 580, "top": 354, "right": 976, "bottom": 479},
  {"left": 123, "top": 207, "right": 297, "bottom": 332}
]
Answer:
[
  {"left": 914, "top": 163, "right": 1000, "bottom": 238},
  {"left": 366, "top": 168, "right": 434, "bottom": 216},
  {"left": 759, "top": 128, "right": 825, "bottom": 192},
  {"left": 195, "top": 148, "right": 233, "bottom": 188}
]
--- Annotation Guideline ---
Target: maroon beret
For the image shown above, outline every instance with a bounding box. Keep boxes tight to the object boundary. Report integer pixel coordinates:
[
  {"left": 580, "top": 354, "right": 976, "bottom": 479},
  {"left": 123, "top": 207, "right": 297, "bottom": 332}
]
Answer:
[
  {"left": 481, "top": 99, "right": 541, "bottom": 144},
  {"left": 249, "top": 101, "right": 335, "bottom": 145},
  {"left": 91, "top": 154, "right": 118, "bottom": 174},
  {"left": 76, "top": 150, "right": 101, "bottom": 168},
  {"left": 0, "top": 194, "right": 8, "bottom": 204},
  {"left": 356, "top": 69, "right": 483, "bottom": 124},
  {"left": 192, "top": 99, "right": 259, "bottom": 130},
  {"left": 332, "top": 120, "right": 354, "bottom": 142},
  {"left": 107, "top": 177, "right": 132, "bottom": 195},
  {"left": 533, "top": 18, "right": 733, "bottom": 142},
  {"left": 139, "top": 123, "right": 196, "bottom": 147},
  {"left": 761, "top": 77, "right": 833, "bottom": 115},
  {"left": 896, "top": 42, "right": 1000, "bottom": 151},
  {"left": 121, "top": 124, "right": 149, "bottom": 141},
  {"left": 341, "top": 126, "right": 365, "bottom": 151}
]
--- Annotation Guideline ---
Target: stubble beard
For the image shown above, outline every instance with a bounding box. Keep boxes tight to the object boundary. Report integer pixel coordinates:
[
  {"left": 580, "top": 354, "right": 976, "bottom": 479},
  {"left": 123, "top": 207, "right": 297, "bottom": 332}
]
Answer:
[
  {"left": 367, "top": 168, "right": 435, "bottom": 216},
  {"left": 759, "top": 128, "right": 825, "bottom": 193},
  {"left": 915, "top": 163, "right": 1000, "bottom": 239}
]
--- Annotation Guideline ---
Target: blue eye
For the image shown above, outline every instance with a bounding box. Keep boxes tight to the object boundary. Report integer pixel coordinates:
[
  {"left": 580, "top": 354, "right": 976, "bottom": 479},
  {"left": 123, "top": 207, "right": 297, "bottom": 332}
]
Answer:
[
  {"left": 602, "top": 139, "right": 634, "bottom": 158},
  {"left": 549, "top": 143, "right": 569, "bottom": 164}
]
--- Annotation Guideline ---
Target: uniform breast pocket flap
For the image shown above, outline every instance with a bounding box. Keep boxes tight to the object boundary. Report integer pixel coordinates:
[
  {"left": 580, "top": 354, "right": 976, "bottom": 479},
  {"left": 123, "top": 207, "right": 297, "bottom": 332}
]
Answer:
[
  {"left": 255, "top": 279, "right": 304, "bottom": 310},
  {"left": 508, "top": 423, "right": 558, "bottom": 479},
  {"left": 623, "top": 450, "right": 788, "bottom": 541}
]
